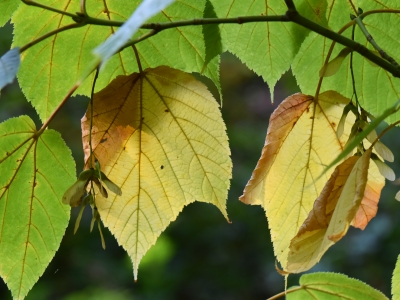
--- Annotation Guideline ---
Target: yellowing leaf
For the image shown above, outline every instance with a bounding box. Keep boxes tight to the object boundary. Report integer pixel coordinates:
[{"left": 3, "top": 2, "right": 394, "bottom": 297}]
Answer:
[
  {"left": 81, "top": 66, "right": 231, "bottom": 278},
  {"left": 240, "top": 91, "right": 354, "bottom": 267},
  {"left": 286, "top": 150, "right": 371, "bottom": 273}
]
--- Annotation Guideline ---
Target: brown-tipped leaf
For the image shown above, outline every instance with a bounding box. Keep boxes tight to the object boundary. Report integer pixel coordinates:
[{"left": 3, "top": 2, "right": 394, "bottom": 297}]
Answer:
[
  {"left": 240, "top": 91, "right": 354, "bottom": 267},
  {"left": 286, "top": 150, "right": 371, "bottom": 273}
]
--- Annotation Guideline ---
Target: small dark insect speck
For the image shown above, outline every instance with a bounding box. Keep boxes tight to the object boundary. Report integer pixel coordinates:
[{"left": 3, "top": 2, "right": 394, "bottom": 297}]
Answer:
[
  {"left": 165, "top": 109, "right": 169, "bottom": 112},
  {"left": 100, "top": 138, "right": 108, "bottom": 143},
  {"left": 161, "top": 165, "right": 164, "bottom": 169}
]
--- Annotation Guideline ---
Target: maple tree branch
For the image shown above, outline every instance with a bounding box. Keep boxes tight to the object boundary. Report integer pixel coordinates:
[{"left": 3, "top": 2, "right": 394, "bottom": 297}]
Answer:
[
  {"left": 286, "top": 10, "right": 400, "bottom": 78},
  {"left": 352, "top": 13, "right": 400, "bottom": 68},
  {"left": 21, "top": 0, "right": 77, "bottom": 18}
]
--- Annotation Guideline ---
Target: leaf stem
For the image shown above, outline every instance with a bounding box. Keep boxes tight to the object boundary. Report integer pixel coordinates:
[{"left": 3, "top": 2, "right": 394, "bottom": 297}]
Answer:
[
  {"left": 315, "top": 21, "right": 353, "bottom": 97},
  {"left": 353, "top": 14, "right": 400, "bottom": 68},
  {"left": 267, "top": 287, "right": 302, "bottom": 300},
  {"left": 21, "top": 0, "right": 77, "bottom": 18},
  {"left": 89, "top": 68, "right": 99, "bottom": 168},
  {"left": 19, "top": 23, "right": 84, "bottom": 53},
  {"left": 350, "top": 24, "right": 359, "bottom": 106},
  {"left": 132, "top": 45, "right": 143, "bottom": 73},
  {"left": 371, "top": 120, "right": 400, "bottom": 148},
  {"left": 37, "top": 83, "right": 81, "bottom": 135},
  {"left": 80, "top": 0, "right": 88, "bottom": 17}
]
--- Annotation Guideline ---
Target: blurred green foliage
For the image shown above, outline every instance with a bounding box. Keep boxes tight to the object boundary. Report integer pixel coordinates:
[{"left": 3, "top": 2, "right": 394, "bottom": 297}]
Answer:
[{"left": 1, "top": 20, "right": 400, "bottom": 300}]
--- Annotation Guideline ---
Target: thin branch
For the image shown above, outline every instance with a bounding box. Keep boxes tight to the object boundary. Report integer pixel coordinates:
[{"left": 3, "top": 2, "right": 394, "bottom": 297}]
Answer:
[
  {"left": 141, "top": 15, "right": 289, "bottom": 29},
  {"left": 21, "top": 0, "right": 77, "bottom": 18},
  {"left": 286, "top": 10, "right": 400, "bottom": 78},
  {"left": 353, "top": 14, "right": 400, "bottom": 68},
  {"left": 19, "top": 23, "right": 84, "bottom": 53},
  {"left": 371, "top": 120, "right": 400, "bottom": 148},
  {"left": 267, "top": 287, "right": 302, "bottom": 300},
  {"left": 37, "top": 84, "right": 81, "bottom": 134}
]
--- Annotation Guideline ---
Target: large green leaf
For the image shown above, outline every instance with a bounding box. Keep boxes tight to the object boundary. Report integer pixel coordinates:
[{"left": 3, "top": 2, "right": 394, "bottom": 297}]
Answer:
[
  {"left": 0, "top": 116, "right": 75, "bottom": 299},
  {"left": 12, "top": 0, "right": 220, "bottom": 121},
  {"left": 210, "top": 0, "right": 327, "bottom": 101},
  {"left": 292, "top": 0, "right": 400, "bottom": 123},
  {"left": 287, "top": 272, "right": 388, "bottom": 300},
  {"left": 393, "top": 255, "right": 400, "bottom": 299},
  {"left": 0, "top": 0, "right": 19, "bottom": 27}
]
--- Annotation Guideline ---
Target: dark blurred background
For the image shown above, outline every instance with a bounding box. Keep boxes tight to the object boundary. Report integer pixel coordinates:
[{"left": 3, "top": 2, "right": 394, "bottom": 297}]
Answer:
[{"left": 1, "top": 21, "right": 400, "bottom": 300}]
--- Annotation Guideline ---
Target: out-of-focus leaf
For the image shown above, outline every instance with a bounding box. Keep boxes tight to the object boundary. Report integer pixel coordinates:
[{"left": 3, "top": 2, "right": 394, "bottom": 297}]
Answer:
[
  {"left": 240, "top": 91, "right": 354, "bottom": 267},
  {"left": 0, "top": 47, "right": 20, "bottom": 90},
  {"left": 373, "top": 159, "right": 395, "bottom": 181},
  {"left": 286, "top": 151, "right": 370, "bottom": 273},
  {"left": 393, "top": 255, "right": 400, "bottom": 300},
  {"left": 0, "top": 116, "right": 75, "bottom": 299},
  {"left": 81, "top": 66, "right": 231, "bottom": 279},
  {"left": 94, "top": 0, "right": 174, "bottom": 65},
  {"left": 374, "top": 141, "right": 394, "bottom": 162},
  {"left": 287, "top": 272, "right": 388, "bottom": 300}
]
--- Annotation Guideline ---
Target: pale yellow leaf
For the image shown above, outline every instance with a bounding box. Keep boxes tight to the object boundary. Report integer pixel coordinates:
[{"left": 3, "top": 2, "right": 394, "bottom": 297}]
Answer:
[
  {"left": 286, "top": 150, "right": 371, "bottom": 273},
  {"left": 81, "top": 66, "right": 232, "bottom": 278},
  {"left": 240, "top": 91, "right": 354, "bottom": 267}
]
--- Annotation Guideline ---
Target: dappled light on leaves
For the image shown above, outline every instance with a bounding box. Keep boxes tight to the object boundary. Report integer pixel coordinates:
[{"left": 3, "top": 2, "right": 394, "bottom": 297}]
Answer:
[
  {"left": 286, "top": 150, "right": 372, "bottom": 273},
  {"left": 240, "top": 91, "right": 354, "bottom": 267},
  {"left": 81, "top": 66, "right": 231, "bottom": 279},
  {"left": 0, "top": 116, "right": 75, "bottom": 300}
]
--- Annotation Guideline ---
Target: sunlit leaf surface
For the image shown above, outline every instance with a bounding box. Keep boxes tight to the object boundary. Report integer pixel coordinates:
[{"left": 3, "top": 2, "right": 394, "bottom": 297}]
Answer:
[
  {"left": 81, "top": 66, "right": 231, "bottom": 278},
  {"left": 240, "top": 91, "right": 354, "bottom": 267},
  {"left": 287, "top": 272, "right": 388, "bottom": 300},
  {"left": 0, "top": 116, "right": 75, "bottom": 299}
]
